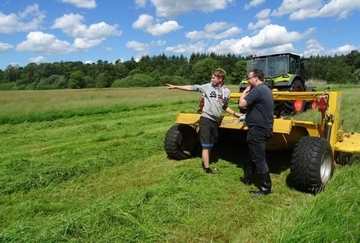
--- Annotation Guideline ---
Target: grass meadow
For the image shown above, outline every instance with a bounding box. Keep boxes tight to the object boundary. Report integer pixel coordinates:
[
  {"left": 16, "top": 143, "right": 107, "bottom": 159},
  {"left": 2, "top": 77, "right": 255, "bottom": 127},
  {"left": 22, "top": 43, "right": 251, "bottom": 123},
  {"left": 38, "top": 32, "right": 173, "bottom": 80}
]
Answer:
[{"left": 0, "top": 85, "right": 359, "bottom": 242}]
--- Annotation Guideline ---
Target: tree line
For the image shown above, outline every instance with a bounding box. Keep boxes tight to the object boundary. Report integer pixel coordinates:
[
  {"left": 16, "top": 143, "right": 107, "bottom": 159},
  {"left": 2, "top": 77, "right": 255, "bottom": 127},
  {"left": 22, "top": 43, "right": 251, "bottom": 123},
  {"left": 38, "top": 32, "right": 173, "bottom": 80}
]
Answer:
[{"left": 0, "top": 50, "right": 360, "bottom": 90}]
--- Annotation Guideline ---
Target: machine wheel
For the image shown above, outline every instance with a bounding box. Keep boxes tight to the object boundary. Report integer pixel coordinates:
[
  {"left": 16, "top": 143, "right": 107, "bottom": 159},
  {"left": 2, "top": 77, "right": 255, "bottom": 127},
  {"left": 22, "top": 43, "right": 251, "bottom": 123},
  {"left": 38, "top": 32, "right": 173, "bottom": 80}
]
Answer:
[
  {"left": 289, "top": 136, "right": 334, "bottom": 194},
  {"left": 164, "top": 124, "right": 200, "bottom": 160},
  {"left": 275, "top": 79, "right": 305, "bottom": 116}
]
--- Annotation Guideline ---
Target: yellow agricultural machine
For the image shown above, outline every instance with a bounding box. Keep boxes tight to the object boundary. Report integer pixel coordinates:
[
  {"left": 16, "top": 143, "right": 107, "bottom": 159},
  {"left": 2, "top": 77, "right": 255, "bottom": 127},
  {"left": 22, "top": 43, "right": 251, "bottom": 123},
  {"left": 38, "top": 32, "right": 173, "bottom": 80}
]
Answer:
[{"left": 164, "top": 90, "right": 360, "bottom": 193}]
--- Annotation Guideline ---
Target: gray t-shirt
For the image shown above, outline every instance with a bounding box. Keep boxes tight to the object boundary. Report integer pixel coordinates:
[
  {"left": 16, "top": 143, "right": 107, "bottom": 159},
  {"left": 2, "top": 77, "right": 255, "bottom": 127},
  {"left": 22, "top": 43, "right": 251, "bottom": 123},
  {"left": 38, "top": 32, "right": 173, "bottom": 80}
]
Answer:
[{"left": 191, "top": 82, "right": 230, "bottom": 122}]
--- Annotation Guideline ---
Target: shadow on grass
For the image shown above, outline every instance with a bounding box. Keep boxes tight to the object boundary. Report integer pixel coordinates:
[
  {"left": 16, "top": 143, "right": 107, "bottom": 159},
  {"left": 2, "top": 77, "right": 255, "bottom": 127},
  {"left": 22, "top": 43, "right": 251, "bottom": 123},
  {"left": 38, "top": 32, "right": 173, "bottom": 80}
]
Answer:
[{"left": 210, "top": 129, "right": 293, "bottom": 176}]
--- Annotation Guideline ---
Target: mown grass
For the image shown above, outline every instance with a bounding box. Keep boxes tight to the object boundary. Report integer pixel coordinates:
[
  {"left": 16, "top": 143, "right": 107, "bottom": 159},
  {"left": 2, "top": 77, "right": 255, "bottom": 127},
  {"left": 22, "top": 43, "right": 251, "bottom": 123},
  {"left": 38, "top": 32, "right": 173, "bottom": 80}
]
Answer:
[{"left": 0, "top": 85, "right": 359, "bottom": 242}]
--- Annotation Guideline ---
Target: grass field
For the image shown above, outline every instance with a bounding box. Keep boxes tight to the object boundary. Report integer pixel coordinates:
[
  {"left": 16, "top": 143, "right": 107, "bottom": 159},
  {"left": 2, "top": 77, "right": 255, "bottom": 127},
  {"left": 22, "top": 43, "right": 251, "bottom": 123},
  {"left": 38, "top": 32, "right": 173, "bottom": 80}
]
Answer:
[{"left": 0, "top": 85, "right": 359, "bottom": 242}]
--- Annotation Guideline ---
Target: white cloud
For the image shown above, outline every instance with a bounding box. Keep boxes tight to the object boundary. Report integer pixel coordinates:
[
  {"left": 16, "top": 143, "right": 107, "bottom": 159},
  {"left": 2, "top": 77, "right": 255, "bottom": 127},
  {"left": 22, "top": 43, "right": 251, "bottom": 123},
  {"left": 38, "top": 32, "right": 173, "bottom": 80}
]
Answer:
[
  {"left": 132, "top": 14, "right": 181, "bottom": 36},
  {"left": 0, "top": 4, "right": 45, "bottom": 34},
  {"left": 248, "top": 19, "right": 271, "bottom": 31},
  {"left": 248, "top": 9, "right": 271, "bottom": 31},
  {"left": 61, "top": 0, "right": 96, "bottom": 9},
  {"left": 52, "top": 13, "right": 122, "bottom": 39},
  {"left": 326, "top": 44, "right": 357, "bottom": 56},
  {"left": 73, "top": 38, "right": 103, "bottom": 49},
  {"left": 135, "top": 0, "right": 147, "bottom": 8},
  {"left": 126, "top": 40, "right": 150, "bottom": 52},
  {"left": 303, "top": 39, "right": 325, "bottom": 57},
  {"left": 272, "top": 0, "right": 321, "bottom": 17},
  {"left": 244, "top": 0, "right": 265, "bottom": 10},
  {"left": 0, "top": 42, "right": 13, "bottom": 52},
  {"left": 151, "top": 0, "right": 234, "bottom": 18},
  {"left": 132, "top": 14, "right": 153, "bottom": 29},
  {"left": 29, "top": 56, "right": 46, "bottom": 64},
  {"left": 186, "top": 22, "right": 241, "bottom": 40},
  {"left": 126, "top": 40, "right": 166, "bottom": 56},
  {"left": 207, "top": 24, "right": 314, "bottom": 55},
  {"left": 256, "top": 9, "right": 271, "bottom": 19},
  {"left": 84, "top": 60, "right": 95, "bottom": 65},
  {"left": 272, "top": 0, "right": 360, "bottom": 20},
  {"left": 165, "top": 41, "right": 206, "bottom": 54},
  {"left": 16, "top": 31, "right": 74, "bottom": 54},
  {"left": 270, "top": 43, "right": 294, "bottom": 54}
]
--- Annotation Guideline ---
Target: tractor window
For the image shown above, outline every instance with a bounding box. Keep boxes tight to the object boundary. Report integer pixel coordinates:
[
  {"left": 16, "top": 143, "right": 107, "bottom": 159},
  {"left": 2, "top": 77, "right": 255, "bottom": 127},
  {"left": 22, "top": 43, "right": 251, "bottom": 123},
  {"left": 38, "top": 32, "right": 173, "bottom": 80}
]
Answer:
[
  {"left": 289, "top": 57, "right": 297, "bottom": 74},
  {"left": 246, "top": 55, "right": 290, "bottom": 78},
  {"left": 265, "top": 55, "right": 289, "bottom": 77}
]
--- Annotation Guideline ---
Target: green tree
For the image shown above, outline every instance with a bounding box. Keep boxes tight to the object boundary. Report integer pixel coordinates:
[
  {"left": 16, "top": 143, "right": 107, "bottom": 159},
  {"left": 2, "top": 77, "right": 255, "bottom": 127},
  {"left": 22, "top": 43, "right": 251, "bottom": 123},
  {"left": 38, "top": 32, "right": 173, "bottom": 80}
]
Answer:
[
  {"left": 68, "top": 71, "right": 85, "bottom": 89},
  {"left": 190, "top": 58, "right": 220, "bottom": 84},
  {"left": 36, "top": 74, "right": 67, "bottom": 90},
  {"left": 95, "top": 72, "right": 112, "bottom": 88},
  {"left": 19, "top": 62, "right": 38, "bottom": 85},
  {"left": 231, "top": 60, "right": 247, "bottom": 85},
  {"left": 325, "top": 60, "right": 353, "bottom": 83},
  {"left": 114, "top": 63, "right": 129, "bottom": 79},
  {"left": 111, "top": 74, "right": 154, "bottom": 87},
  {"left": 84, "top": 75, "right": 96, "bottom": 88},
  {"left": 3, "top": 64, "right": 21, "bottom": 83}
]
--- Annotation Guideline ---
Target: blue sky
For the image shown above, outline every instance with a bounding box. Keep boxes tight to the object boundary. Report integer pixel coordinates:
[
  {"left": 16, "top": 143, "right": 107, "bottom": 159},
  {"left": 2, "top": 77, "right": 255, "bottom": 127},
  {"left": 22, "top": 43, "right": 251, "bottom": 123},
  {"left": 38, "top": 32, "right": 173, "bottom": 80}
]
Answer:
[{"left": 0, "top": 0, "right": 360, "bottom": 70}]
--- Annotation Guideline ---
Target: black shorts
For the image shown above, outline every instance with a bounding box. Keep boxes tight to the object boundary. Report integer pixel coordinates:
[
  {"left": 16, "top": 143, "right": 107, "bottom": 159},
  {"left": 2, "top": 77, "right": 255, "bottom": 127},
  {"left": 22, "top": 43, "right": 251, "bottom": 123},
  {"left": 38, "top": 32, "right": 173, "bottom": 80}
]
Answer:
[{"left": 199, "top": 116, "right": 218, "bottom": 148}]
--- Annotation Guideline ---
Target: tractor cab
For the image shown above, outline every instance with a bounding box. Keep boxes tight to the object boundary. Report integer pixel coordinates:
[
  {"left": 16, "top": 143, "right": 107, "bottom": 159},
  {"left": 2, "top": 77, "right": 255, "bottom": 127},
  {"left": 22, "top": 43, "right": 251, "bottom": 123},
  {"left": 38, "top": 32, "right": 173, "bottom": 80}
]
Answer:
[{"left": 239, "top": 53, "right": 312, "bottom": 116}]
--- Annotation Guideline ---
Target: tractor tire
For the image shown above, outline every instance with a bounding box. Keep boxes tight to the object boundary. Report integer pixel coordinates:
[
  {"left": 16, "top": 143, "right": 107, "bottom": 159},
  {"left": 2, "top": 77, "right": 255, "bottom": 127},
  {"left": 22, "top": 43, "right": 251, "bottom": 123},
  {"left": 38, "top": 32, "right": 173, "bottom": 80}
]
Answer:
[
  {"left": 164, "top": 124, "right": 200, "bottom": 160},
  {"left": 275, "top": 79, "right": 305, "bottom": 116},
  {"left": 289, "top": 136, "right": 334, "bottom": 194}
]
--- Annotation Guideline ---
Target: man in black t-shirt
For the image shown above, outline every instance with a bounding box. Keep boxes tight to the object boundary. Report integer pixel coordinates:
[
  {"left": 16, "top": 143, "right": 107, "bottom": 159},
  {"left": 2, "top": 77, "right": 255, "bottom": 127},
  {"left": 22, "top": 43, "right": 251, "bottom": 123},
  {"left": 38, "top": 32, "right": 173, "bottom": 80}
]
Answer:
[{"left": 238, "top": 69, "right": 274, "bottom": 196}]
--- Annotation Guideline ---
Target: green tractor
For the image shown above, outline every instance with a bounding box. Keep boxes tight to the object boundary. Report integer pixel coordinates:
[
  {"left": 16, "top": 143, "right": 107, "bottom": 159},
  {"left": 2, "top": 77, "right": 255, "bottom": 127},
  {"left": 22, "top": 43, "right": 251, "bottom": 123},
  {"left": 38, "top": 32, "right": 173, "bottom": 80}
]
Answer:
[{"left": 239, "top": 53, "right": 315, "bottom": 117}]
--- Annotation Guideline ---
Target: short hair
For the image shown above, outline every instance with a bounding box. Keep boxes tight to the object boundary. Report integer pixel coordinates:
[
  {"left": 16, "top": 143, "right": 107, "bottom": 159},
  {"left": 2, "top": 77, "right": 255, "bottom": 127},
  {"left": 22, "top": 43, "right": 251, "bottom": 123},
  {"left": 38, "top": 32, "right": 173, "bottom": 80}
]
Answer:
[
  {"left": 251, "top": 68, "right": 264, "bottom": 81},
  {"left": 213, "top": 68, "right": 226, "bottom": 80}
]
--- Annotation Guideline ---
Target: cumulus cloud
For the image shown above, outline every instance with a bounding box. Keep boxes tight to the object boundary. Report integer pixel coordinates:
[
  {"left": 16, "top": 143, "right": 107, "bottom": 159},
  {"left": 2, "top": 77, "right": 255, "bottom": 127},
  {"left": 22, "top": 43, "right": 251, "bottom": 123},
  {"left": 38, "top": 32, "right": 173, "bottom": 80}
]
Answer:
[
  {"left": 61, "top": 0, "right": 96, "bottom": 9},
  {"left": 151, "top": 0, "right": 234, "bottom": 18},
  {"left": 272, "top": 0, "right": 360, "bottom": 20},
  {"left": 244, "top": 0, "right": 265, "bottom": 10},
  {"left": 303, "top": 39, "right": 325, "bottom": 57},
  {"left": 206, "top": 24, "right": 314, "bottom": 55},
  {"left": 248, "top": 9, "right": 271, "bottom": 31},
  {"left": 248, "top": 19, "right": 271, "bottom": 31},
  {"left": 73, "top": 38, "right": 103, "bottom": 49},
  {"left": 135, "top": 0, "right": 147, "bottom": 8},
  {"left": 185, "top": 22, "right": 241, "bottom": 40},
  {"left": 52, "top": 13, "right": 122, "bottom": 39},
  {"left": 132, "top": 14, "right": 181, "bottom": 36},
  {"left": 0, "top": 42, "right": 14, "bottom": 52},
  {"left": 326, "top": 44, "right": 357, "bottom": 56},
  {"left": 16, "top": 31, "right": 74, "bottom": 54},
  {"left": 0, "top": 4, "right": 45, "bottom": 34},
  {"left": 29, "top": 56, "right": 46, "bottom": 64},
  {"left": 126, "top": 40, "right": 166, "bottom": 56},
  {"left": 165, "top": 41, "right": 207, "bottom": 54}
]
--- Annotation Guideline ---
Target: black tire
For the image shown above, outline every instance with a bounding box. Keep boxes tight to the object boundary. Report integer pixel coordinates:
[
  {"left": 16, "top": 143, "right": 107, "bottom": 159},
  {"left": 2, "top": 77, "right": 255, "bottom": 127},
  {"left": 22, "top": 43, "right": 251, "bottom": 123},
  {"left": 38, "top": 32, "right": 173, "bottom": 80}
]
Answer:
[
  {"left": 275, "top": 79, "right": 305, "bottom": 116},
  {"left": 164, "top": 124, "right": 200, "bottom": 160},
  {"left": 289, "top": 136, "right": 334, "bottom": 194}
]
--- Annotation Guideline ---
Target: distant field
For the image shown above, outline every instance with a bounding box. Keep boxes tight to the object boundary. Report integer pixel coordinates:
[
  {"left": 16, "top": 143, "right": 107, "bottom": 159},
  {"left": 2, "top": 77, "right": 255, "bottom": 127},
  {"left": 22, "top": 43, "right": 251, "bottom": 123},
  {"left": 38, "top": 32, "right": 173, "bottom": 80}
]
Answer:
[{"left": 0, "top": 85, "right": 359, "bottom": 242}]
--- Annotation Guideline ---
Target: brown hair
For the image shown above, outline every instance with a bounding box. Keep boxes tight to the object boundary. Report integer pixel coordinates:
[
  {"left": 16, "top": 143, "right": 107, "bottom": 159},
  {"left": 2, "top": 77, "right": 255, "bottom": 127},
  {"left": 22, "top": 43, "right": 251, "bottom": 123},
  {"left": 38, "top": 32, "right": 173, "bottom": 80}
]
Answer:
[{"left": 213, "top": 68, "right": 226, "bottom": 80}]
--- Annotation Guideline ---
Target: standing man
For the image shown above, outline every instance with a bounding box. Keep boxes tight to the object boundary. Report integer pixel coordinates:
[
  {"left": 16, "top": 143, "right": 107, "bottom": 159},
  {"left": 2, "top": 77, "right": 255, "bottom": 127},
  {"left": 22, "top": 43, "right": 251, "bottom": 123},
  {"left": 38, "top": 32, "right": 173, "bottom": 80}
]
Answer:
[
  {"left": 238, "top": 69, "right": 274, "bottom": 195},
  {"left": 166, "top": 68, "right": 240, "bottom": 173}
]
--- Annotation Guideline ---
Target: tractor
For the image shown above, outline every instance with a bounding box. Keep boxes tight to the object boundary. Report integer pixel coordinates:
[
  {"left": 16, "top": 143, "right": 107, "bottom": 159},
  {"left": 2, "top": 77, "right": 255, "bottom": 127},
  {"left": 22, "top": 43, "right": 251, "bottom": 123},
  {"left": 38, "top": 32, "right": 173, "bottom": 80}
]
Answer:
[
  {"left": 239, "top": 53, "right": 315, "bottom": 116},
  {"left": 164, "top": 90, "right": 360, "bottom": 194}
]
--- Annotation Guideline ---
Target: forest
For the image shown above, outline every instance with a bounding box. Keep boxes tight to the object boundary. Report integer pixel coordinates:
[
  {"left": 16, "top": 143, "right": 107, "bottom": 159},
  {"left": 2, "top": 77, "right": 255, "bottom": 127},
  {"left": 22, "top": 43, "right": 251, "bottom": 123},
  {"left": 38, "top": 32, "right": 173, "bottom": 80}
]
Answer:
[{"left": 1, "top": 50, "right": 360, "bottom": 90}]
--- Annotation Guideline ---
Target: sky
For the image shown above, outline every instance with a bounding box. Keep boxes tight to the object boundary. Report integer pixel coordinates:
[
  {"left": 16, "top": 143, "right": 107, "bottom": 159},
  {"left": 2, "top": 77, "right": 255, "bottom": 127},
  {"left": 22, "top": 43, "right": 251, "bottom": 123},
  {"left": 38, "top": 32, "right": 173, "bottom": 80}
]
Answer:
[{"left": 0, "top": 0, "right": 360, "bottom": 70}]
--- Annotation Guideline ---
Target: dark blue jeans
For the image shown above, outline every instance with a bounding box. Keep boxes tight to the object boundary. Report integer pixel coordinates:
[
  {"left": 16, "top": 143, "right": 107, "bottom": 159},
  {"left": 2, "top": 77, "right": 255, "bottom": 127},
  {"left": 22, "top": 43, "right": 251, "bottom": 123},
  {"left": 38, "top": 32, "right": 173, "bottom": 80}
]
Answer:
[{"left": 247, "top": 126, "right": 273, "bottom": 174}]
